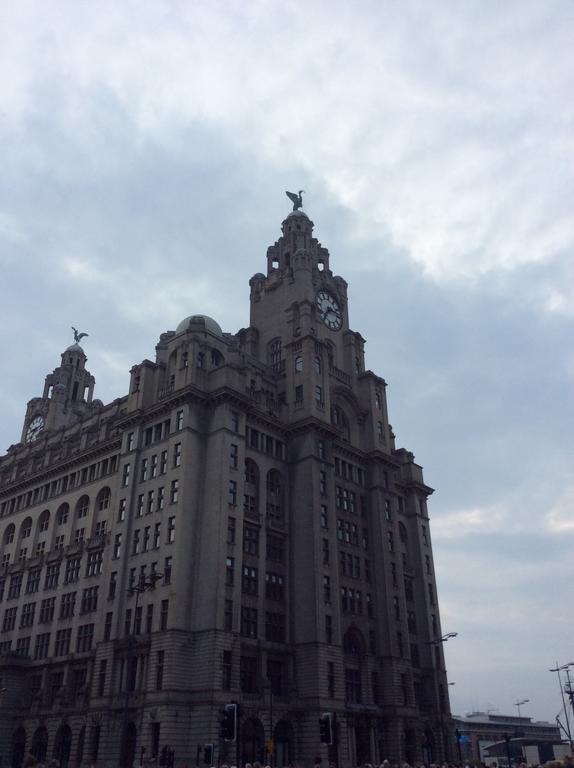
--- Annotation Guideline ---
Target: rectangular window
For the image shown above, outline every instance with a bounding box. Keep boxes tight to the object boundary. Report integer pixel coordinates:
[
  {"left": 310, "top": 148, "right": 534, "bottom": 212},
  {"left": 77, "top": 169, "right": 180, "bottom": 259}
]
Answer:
[
  {"left": 76, "top": 623, "right": 94, "bottom": 652},
  {"left": 265, "top": 611, "right": 285, "bottom": 643},
  {"left": 224, "top": 599, "right": 233, "bottom": 631},
  {"left": 242, "top": 566, "right": 258, "bottom": 595},
  {"left": 59, "top": 591, "right": 76, "bottom": 619},
  {"left": 54, "top": 627, "right": 72, "bottom": 656},
  {"left": 20, "top": 602, "right": 36, "bottom": 627},
  {"left": 228, "top": 480, "right": 237, "bottom": 506},
  {"left": 319, "top": 470, "right": 327, "bottom": 495},
  {"left": 160, "top": 599, "right": 169, "bottom": 630},
  {"left": 230, "top": 443, "right": 238, "bottom": 469},
  {"left": 266, "top": 534, "right": 284, "bottom": 563},
  {"left": 34, "top": 632, "right": 50, "bottom": 660},
  {"left": 145, "top": 603, "right": 154, "bottom": 634},
  {"left": 240, "top": 606, "right": 258, "bottom": 638},
  {"left": 25, "top": 569, "right": 41, "bottom": 594},
  {"left": 121, "top": 463, "right": 130, "bottom": 487},
  {"left": 108, "top": 572, "right": 117, "bottom": 600},
  {"left": 104, "top": 611, "right": 113, "bottom": 641},
  {"left": 98, "top": 658, "right": 107, "bottom": 696},
  {"left": 169, "top": 479, "right": 179, "bottom": 504},
  {"left": 160, "top": 450, "right": 168, "bottom": 474},
  {"left": 140, "top": 458, "right": 148, "bottom": 482},
  {"left": 227, "top": 516, "right": 236, "bottom": 544},
  {"left": 243, "top": 524, "right": 259, "bottom": 555},
  {"left": 320, "top": 504, "right": 328, "bottom": 528},
  {"left": 143, "top": 525, "right": 151, "bottom": 551},
  {"left": 231, "top": 411, "right": 239, "bottom": 433},
  {"left": 322, "top": 538, "right": 330, "bottom": 565},
  {"left": 136, "top": 494, "right": 144, "bottom": 518},
  {"left": 113, "top": 534, "right": 122, "bottom": 559},
  {"left": 325, "top": 614, "right": 333, "bottom": 644},
  {"left": 176, "top": 409, "right": 184, "bottom": 431},
  {"left": 167, "top": 516, "right": 175, "bottom": 544},
  {"left": 323, "top": 575, "right": 331, "bottom": 604},
  {"left": 118, "top": 498, "right": 127, "bottom": 522},
  {"left": 265, "top": 572, "right": 285, "bottom": 602},
  {"left": 81, "top": 586, "right": 99, "bottom": 614},
  {"left": 86, "top": 551, "right": 103, "bottom": 577},
  {"left": 2, "top": 606, "right": 17, "bottom": 631},
  {"left": 345, "top": 668, "right": 362, "bottom": 703},
  {"left": 173, "top": 442, "right": 182, "bottom": 468},
  {"left": 225, "top": 557, "right": 234, "bottom": 586},
  {"left": 45, "top": 563, "right": 60, "bottom": 590}
]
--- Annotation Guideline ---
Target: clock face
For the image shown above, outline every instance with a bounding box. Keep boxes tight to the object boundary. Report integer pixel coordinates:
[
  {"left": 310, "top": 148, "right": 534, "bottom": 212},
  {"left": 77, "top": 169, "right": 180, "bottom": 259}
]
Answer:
[
  {"left": 316, "top": 289, "right": 343, "bottom": 331},
  {"left": 25, "top": 415, "right": 45, "bottom": 444}
]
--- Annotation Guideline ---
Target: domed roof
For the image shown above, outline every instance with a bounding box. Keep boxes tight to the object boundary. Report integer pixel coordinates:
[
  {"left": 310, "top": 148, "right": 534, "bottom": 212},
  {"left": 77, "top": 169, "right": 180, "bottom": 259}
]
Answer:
[
  {"left": 175, "top": 314, "right": 223, "bottom": 337},
  {"left": 65, "top": 343, "right": 86, "bottom": 354},
  {"left": 286, "top": 209, "right": 309, "bottom": 219}
]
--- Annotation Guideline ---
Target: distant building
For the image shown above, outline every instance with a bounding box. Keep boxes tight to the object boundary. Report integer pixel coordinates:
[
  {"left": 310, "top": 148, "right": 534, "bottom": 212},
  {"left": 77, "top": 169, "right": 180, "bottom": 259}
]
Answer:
[
  {"left": 454, "top": 711, "right": 564, "bottom": 764},
  {"left": 0, "top": 206, "right": 453, "bottom": 768}
]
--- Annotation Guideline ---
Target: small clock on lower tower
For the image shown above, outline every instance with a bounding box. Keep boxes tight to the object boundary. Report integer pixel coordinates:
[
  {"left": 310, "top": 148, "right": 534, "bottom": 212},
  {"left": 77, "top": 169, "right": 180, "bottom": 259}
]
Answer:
[{"left": 25, "top": 415, "right": 45, "bottom": 443}]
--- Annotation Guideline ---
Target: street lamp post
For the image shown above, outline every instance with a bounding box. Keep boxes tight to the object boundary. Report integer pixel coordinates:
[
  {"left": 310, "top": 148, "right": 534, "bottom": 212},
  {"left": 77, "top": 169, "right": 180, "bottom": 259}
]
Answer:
[
  {"left": 549, "top": 662, "right": 574, "bottom": 752},
  {"left": 120, "top": 571, "right": 164, "bottom": 768},
  {"left": 426, "top": 632, "right": 458, "bottom": 763},
  {"left": 514, "top": 699, "right": 529, "bottom": 721}
]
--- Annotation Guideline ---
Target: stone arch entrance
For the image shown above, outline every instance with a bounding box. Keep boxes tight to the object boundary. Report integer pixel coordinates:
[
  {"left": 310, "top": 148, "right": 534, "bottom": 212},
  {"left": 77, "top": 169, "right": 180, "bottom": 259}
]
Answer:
[
  {"left": 119, "top": 721, "right": 137, "bottom": 768},
  {"left": 53, "top": 724, "right": 72, "bottom": 768},
  {"left": 241, "top": 718, "right": 265, "bottom": 765},
  {"left": 31, "top": 725, "right": 49, "bottom": 762},
  {"left": 11, "top": 726, "right": 26, "bottom": 768},
  {"left": 273, "top": 719, "right": 294, "bottom": 767}
]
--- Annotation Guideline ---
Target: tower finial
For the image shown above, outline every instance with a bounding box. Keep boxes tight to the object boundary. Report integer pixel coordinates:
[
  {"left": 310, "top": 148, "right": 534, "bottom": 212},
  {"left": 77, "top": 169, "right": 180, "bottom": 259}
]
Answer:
[
  {"left": 285, "top": 190, "right": 305, "bottom": 211},
  {"left": 71, "top": 326, "right": 89, "bottom": 344}
]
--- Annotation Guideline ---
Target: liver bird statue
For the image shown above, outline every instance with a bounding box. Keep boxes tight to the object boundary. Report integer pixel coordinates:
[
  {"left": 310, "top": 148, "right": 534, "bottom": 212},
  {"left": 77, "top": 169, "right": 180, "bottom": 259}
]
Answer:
[
  {"left": 72, "top": 326, "right": 89, "bottom": 344},
  {"left": 286, "top": 190, "right": 305, "bottom": 211}
]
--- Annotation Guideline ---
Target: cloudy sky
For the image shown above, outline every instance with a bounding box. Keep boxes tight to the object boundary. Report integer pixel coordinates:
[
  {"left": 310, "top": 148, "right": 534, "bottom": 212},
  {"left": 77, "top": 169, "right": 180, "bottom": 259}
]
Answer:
[{"left": 1, "top": 0, "right": 573, "bottom": 724}]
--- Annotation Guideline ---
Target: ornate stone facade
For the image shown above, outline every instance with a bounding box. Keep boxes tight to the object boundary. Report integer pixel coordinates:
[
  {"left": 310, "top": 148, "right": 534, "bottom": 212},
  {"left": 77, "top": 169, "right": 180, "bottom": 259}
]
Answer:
[{"left": 0, "top": 209, "right": 453, "bottom": 768}]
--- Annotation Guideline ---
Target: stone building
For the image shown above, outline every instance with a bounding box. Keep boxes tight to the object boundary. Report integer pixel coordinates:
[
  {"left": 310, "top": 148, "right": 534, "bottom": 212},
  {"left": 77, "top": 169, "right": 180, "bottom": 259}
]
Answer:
[{"left": 0, "top": 206, "right": 453, "bottom": 768}]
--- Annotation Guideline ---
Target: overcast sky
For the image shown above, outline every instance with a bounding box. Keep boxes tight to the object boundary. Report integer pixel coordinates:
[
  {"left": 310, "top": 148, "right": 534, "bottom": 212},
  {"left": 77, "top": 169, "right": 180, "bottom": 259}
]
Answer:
[{"left": 1, "top": 0, "right": 573, "bottom": 725}]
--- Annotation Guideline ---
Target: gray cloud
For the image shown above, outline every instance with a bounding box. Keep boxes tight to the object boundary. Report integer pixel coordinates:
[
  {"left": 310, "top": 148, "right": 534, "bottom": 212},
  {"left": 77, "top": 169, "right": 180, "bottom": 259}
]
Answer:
[{"left": 1, "top": 0, "right": 573, "bottom": 723}]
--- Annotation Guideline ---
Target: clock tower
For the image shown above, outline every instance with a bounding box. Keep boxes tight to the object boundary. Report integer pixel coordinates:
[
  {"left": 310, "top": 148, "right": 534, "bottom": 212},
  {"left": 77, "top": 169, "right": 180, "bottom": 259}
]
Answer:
[{"left": 21, "top": 338, "right": 97, "bottom": 444}]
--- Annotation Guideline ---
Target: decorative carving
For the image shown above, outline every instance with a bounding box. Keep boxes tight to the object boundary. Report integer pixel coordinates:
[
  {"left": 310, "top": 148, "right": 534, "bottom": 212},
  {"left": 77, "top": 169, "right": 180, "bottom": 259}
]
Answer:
[{"left": 285, "top": 190, "right": 304, "bottom": 211}]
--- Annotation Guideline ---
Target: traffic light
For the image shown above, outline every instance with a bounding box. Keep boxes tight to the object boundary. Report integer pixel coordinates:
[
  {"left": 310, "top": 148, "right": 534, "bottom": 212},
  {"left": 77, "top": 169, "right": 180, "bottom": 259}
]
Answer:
[
  {"left": 203, "top": 744, "right": 214, "bottom": 764},
  {"left": 319, "top": 712, "right": 333, "bottom": 745},
  {"left": 220, "top": 702, "right": 238, "bottom": 741}
]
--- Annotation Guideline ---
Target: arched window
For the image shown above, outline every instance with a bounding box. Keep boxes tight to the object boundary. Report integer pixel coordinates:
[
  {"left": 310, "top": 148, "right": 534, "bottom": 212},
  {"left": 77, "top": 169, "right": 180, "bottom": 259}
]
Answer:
[
  {"left": 56, "top": 503, "right": 69, "bottom": 525},
  {"left": 244, "top": 459, "right": 259, "bottom": 487},
  {"left": 39, "top": 510, "right": 50, "bottom": 533},
  {"left": 313, "top": 356, "right": 322, "bottom": 374},
  {"left": 330, "top": 406, "right": 350, "bottom": 440},
  {"left": 210, "top": 348, "right": 223, "bottom": 367},
  {"left": 20, "top": 517, "right": 33, "bottom": 539},
  {"left": 96, "top": 487, "right": 111, "bottom": 511},
  {"left": 3, "top": 523, "right": 15, "bottom": 544},
  {"left": 294, "top": 356, "right": 303, "bottom": 372},
  {"left": 76, "top": 495, "right": 90, "bottom": 519}
]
